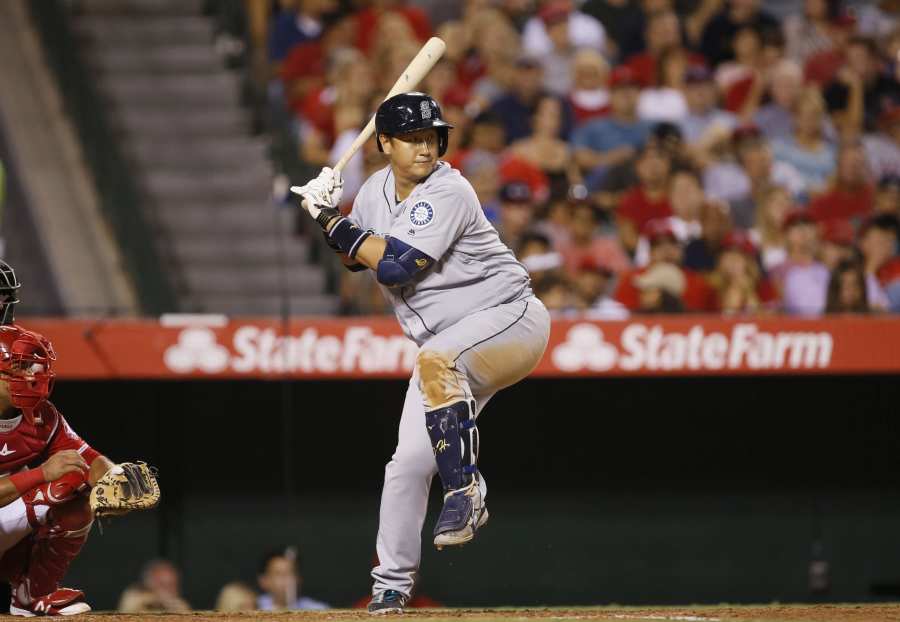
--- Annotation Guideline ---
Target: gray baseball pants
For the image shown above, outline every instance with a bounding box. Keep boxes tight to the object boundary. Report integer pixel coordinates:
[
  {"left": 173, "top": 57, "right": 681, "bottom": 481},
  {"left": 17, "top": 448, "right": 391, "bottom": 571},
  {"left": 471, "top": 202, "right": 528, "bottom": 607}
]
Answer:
[{"left": 371, "top": 296, "right": 551, "bottom": 596}]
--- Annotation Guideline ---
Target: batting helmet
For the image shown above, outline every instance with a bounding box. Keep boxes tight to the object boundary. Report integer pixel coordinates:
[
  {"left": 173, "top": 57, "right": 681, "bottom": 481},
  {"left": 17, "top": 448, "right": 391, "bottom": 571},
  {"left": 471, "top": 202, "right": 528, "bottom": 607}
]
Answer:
[
  {"left": 375, "top": 92, "right": 453, "bottom": 156},
  {"left": 0, "top": 261, "right": 20, "bottom": 326}
]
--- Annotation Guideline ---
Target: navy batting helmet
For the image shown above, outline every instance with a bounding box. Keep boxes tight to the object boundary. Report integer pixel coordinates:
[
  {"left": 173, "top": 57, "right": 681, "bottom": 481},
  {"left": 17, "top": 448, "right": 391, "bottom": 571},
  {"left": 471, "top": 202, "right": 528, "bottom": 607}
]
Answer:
[
  {"left": 0, "top": 261, "right": 20, "bottom": 326},
  {"left": 375, "top": 92, "right": 453, "bottom": 156}
]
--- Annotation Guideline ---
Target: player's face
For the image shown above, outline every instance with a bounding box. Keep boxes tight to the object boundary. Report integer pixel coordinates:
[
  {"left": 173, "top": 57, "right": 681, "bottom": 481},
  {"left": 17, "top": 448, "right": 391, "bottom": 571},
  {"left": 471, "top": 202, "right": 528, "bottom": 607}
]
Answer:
[
  {"left": 383, "top": 129, "right": 439, "bottom": 180},
  {"left": 0, "top": 380, "right": 9, "bottom": 408}
]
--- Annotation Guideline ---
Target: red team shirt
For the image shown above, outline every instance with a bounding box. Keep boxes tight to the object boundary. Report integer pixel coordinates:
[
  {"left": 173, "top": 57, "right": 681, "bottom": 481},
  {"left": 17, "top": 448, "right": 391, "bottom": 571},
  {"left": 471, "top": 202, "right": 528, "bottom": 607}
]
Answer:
[{"left": 0, "top": 402, "right": 99, "bottom": 479}]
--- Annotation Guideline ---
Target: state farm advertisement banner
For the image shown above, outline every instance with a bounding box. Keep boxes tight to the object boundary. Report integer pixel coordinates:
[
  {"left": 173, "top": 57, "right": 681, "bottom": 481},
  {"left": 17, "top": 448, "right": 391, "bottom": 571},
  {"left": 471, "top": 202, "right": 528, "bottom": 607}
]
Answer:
[{"left": 21, "top": 315, "right": 900, "bottom": 380}]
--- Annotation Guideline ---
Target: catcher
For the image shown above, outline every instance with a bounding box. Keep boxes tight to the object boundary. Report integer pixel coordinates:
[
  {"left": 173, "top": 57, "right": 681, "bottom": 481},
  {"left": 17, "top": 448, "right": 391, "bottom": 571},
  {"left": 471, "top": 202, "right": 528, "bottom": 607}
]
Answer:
[{"left": 0, "top": 263, "right": 159, "bottom": 616}]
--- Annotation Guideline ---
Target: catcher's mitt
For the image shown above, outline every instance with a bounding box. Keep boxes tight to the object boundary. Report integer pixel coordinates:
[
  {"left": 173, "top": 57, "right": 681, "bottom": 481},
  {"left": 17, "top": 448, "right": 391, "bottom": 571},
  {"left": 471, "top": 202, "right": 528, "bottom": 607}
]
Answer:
[{"left": 89, "top": 462, "right": 160, "bottom": 517}]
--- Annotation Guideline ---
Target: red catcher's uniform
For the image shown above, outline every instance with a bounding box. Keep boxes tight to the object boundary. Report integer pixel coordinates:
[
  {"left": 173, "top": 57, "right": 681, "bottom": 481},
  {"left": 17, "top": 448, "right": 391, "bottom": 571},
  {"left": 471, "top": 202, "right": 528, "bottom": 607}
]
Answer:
[
  {"left": 0, "top": 402, "right": 99, "bottom": 479},
  {"left": 0, "top": 401, "right": 99, "bottom": 595}
]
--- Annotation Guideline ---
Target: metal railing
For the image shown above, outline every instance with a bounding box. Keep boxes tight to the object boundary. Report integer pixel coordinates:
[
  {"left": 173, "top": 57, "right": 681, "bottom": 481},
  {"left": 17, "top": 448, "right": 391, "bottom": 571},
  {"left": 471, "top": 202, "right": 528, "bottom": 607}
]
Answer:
[{"left": 28, "top": 0, "right": 177, "bottom": 314}]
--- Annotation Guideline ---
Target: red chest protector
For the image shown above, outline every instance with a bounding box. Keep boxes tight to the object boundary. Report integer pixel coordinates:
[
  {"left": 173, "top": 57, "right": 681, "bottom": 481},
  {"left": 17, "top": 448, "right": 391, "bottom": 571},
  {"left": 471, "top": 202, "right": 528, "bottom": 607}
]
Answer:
[{"left": 0, "top": 403, "right": 63, "bottom": 476}]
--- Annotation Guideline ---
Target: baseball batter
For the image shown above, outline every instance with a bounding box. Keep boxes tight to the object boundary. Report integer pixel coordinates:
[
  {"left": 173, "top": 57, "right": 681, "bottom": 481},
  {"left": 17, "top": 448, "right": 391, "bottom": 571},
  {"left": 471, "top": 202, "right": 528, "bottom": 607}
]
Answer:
[{"left": 292, "top": 92, "right": 550, "bottom": 614}]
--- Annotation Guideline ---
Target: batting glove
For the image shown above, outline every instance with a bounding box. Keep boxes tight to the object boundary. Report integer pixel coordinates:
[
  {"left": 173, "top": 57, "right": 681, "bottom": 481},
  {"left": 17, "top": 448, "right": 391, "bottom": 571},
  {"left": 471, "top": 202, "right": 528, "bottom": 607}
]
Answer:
[{"left": 290, "top": 167, "right": 344, "bottom": 227}]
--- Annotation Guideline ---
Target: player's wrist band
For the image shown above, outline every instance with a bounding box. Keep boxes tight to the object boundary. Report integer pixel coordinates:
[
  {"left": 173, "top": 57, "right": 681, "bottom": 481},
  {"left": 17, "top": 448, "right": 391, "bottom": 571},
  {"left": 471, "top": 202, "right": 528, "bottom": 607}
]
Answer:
[
  {"left": 10, "top": 468, "right": 45, "bottom": 494},
  {"left": 328, "top": 217, "right": 372, "bottom": 259}
]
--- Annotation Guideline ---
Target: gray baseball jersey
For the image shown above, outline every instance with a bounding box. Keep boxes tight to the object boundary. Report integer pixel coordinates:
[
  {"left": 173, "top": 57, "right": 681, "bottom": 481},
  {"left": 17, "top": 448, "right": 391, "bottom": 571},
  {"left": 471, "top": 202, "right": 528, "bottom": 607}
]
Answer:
[{"left": 350, "top": 162, "right": 532, "bottom": 345}]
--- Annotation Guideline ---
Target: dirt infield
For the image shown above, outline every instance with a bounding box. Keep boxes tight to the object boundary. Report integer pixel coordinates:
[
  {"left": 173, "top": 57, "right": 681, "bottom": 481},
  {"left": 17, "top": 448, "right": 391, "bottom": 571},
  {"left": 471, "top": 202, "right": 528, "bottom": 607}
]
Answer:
[{"left": 84, "top": 604, "right": 900, "bottom": 622}]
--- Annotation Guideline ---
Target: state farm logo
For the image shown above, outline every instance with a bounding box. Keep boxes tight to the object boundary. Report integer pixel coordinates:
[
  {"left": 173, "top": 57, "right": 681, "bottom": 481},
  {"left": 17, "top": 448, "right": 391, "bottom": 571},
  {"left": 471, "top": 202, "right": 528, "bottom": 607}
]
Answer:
[
  {"left": 164, "top": 327, "right": 230, "bottom": 373},
  {"left": 163, "top": 325, "right": 417, "bottom": 375},
  {"left": 552, "top": 322, "right": 834, "bottom": 372},
  {"left": 552, "top": 324, "right": 617, "bottom": 371}
]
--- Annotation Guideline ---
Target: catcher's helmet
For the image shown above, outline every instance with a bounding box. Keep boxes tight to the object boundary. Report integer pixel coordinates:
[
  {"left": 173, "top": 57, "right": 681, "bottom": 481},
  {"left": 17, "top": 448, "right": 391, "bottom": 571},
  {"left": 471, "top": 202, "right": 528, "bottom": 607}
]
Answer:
[
  {"left": 0, "top": 325, "right": 56, "bottom": 422},
  {"left": 375, "top": 92, "right": 453, "bottom": 156},
  {"left": 0, "top": 261, "right": 20, "bottom": 326}
]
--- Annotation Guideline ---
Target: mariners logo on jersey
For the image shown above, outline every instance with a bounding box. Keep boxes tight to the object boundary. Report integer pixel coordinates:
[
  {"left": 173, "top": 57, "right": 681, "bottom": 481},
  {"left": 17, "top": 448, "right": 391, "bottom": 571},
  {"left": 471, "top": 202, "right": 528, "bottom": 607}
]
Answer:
[{"left": 409, "top": 201, "right": 434, "bottom": 227}]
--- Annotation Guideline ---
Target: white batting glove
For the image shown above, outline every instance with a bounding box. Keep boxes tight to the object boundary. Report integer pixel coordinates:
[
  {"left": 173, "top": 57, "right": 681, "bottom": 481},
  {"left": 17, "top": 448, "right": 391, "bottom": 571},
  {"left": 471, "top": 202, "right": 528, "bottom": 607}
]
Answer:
[{"left": 290, "top": 167, "right": 344, "bottom": 221}]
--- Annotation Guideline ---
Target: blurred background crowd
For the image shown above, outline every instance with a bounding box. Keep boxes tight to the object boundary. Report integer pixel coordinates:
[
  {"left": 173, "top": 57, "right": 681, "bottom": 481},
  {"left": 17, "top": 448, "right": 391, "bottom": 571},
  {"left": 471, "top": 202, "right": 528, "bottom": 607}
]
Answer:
[
  {"left": 236, "top": 0, "right": 900, "bottom": 318},
  {"left": 114, "top": 550, "right": 439, "bottom": 612}
]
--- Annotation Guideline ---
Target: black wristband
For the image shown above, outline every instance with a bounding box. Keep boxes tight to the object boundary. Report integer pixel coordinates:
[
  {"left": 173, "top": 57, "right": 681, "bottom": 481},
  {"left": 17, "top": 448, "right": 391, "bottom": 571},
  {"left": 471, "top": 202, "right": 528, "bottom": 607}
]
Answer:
[
  {"left": 315, "top": 206, "right": 341, "bottom": 230},
  {"left": 328, "top": 217, "right": 372, "bottom": 259}
]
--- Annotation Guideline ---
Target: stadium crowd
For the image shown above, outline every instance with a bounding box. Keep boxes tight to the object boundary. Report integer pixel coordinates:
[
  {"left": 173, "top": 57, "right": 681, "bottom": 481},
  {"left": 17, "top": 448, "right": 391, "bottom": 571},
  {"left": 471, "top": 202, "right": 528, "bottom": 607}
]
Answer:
[{"left": 250, "top": 0, "right": 900, "bottom": 316}]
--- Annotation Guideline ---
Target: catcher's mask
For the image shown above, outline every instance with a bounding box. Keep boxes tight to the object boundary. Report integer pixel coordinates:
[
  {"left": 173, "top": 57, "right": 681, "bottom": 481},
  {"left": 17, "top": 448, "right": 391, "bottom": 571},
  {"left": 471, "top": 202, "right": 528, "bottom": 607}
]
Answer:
[
  {"left": 0, "top": 261, "right": 20, "bottom": 326},
  {"left": 0, "top": 326, "right": 56, "bottom": 423}
]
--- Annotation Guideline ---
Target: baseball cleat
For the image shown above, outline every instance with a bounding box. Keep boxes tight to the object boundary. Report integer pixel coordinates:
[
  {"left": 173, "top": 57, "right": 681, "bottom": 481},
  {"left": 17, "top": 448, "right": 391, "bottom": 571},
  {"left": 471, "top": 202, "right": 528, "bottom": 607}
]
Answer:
[
  {"left": 367, "top": 589, "right": 408, "bottom": 614},
  {"left": 433, "top": 481, "right": 489, "bottom": 549},
  {"left": 10, "top": 587, "right": 91, "bottom": 617}
]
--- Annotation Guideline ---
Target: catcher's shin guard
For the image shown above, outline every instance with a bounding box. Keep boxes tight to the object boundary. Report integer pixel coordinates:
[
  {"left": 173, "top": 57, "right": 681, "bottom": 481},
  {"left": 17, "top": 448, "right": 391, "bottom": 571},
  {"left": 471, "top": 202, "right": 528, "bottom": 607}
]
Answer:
[
  {"left": 424, "top": 400, "right": 488, "bottom": 548},
  {"left": 18, "top": 497, "right": 93, "bottom": 601}
]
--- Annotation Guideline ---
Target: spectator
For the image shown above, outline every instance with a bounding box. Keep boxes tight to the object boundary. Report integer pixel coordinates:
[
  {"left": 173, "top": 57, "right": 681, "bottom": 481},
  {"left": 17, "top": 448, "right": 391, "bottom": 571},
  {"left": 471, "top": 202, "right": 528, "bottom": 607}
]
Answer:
[
  {"left": 751, "top": 185, "right": 792, "bottom": 272},
  {"left": 527, "top": 2, "right": 583, "bottom": 95},
  {"left": 637, "top": 46, "right": 691, "bottom": 122},
  {"left": 754, "top": 60, "right": 817, "bottom": 141},
  {"left": 616, "top": 219, "right": 716, "bottom": 311},
  {"left": 625, "top": 10, "right": 705, "bottom": 87},
  {"left": 257, "top": 547, "right": 329, "bottom": 611},
  {"left": 489, "top": 56, "right": 556, "bottom": 143},
  {"left": 617, "top": 142, "right": 674, "bottom": 253},
  {"left": 783, "top": 0, "right": 842, "bottom": 64},
  {"left": 118, "top": 559, "right": 191, "bottom": 612},
  {"left": 581, "top": 0, "right": 644, "bottom": 59},
  {"left": 771, "top": 88, "right": 837, "bottom": 195},
  {"left": 463, "top": 151, "right": 502, "bottom": 210},
  {"left": 267, "top": 0, "right": 337, "bottom": 66},
  {"left": 216, "top": 582, "right": 257, "bottom": 612},
  {"left": 709, "top": 230, "right": 775, "bottom": 313},
  {"left": 534, "top": 273, "right": 585, "bottom": 314},
  {"left": 864, "top": 105, "right": 900, "bottom": 181},
  {"left": 464, "top": 10, "right": 521, "bottom": 109},
  {"left": 808, "top": 140, "right": 874, "bottom": 225},
  {"left": 714, "top": 25, "right": 765, "bottom": 114},
  {"left": 559, "top": 201, "right": 631, "bottom": 275},
  {"left": 634, "top": 263, "right": 687, "bottom": 313},
  {"left": 858, "top": 214, "right": 900, "bottom": 311},
  {"left": 279, "top": 15, "right": 357, "bottom": 113},
  {"left": 576, "top": 257, "right": 630, "bottom": 319},
  {"left": 354, "top": 0, "right": 431, "bottom": 55},
  {"left": 684, "top": 198, "right": 734, "bottom": 271},
  {"left": 707, "top": 125, "right": 804, "bottom": 229},
  {"left": 851, "top": 1, "right": 900, "bottom": 44},
  {"left": 825, "top": 259, "right": 871, "bottom": 312},
  {"left": 573, "top": 67, "right": 653, "bottom": 178},
  {"left": 517, "top": 231, "right": 565, "bottom": 291},
  {"left": 296, "top": 48, "right": 373, "bottom": 166},
  {"left": 535, "top": 190, "right": 580, "bottom": 247},
  {"left": 771, "top": 211, "right": 830, "bottom": 315},
  {"left": 508, "top": 96, "right": 580, "bottom": 199},
  {"left": 699, "top": 0, "right": 779, "bottom": 66},
  {"left": 803, "top": 12, "right": 858, "bottom": 86},
  {"left": 568, "top": 49, "right": 611, "bottom": 125},
  {"left": 823, "top": 36, "right": 900, "bottom": 133},
  {"left": 522, "top": 0, "right": 607, "bottom": 62},
  {"left": 874, "top": 175, "right": 900, "bottom": 217},
  {"left": 634, "top": 168, "right": 706, "bottom": 266},
  {"left": 819, "top": 218, "right": 857, "bottom": 271},
  {"left": 495, "top": 182, "right": 537, "bottom": 249},
  {"left": 679, "top": 65, "right": 738, "bottom": 146}
]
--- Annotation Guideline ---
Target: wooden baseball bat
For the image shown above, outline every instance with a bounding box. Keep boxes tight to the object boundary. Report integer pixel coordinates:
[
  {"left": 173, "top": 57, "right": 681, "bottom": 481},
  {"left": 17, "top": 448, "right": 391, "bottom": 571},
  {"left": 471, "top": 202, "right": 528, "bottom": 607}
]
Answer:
[{"left": 332, "top": 36, "right": 446, "bottom": 174}]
